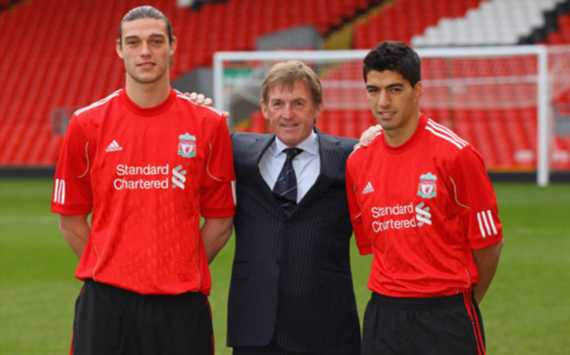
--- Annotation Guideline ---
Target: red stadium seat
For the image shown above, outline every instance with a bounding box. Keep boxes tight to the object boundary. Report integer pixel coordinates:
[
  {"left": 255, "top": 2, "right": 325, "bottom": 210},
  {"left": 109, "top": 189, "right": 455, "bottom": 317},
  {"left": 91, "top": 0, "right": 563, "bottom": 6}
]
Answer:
[{"left": 0, "top": 0, "right": 376, "bottom": 165}]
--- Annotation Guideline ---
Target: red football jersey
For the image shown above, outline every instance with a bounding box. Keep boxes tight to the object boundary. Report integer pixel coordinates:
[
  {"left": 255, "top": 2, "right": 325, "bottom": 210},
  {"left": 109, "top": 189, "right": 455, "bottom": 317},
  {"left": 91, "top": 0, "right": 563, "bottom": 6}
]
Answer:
[
  {"left": 346, "top": 114, "right": 503, "bottom": 297},
  {"left": 51, "top": 89, "right": 235, "bottom": 295}
]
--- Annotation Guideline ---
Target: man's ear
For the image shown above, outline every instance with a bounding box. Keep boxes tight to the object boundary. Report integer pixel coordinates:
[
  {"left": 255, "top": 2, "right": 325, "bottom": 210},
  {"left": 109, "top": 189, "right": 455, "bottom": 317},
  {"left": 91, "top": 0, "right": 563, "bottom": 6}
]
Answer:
[
  {"left": 414, "top": 81, "right": 423, "bottom": 100},
  {"left": 315, "top": 102, "right": 322, "bottom": 117},
  {"left": 116, "top": 39, "right": 124, "bottom": 59},
  {"left": 260, "top": 101, "right": 269, "bottom": 119},
  {"left": 170, "top": 36, "right": 177, "bottom": 56}
]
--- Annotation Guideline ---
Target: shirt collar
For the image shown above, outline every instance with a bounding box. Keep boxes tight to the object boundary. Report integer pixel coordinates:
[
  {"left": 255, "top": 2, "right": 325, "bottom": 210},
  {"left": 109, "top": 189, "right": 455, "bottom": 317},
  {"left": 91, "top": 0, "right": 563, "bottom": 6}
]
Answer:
[{"left": 273, "top": 130, "right": 319, "bottom": 158}]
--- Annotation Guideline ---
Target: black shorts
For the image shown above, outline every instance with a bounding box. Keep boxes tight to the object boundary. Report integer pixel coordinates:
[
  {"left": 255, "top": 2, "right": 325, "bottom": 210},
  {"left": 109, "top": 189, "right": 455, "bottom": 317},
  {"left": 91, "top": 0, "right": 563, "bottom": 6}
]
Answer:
[
  {"left": 70, "top": 280, "right": 213, "bottom": 355},
  {"left": 362, "top": 292, "right": 486, "bottom": 355}
]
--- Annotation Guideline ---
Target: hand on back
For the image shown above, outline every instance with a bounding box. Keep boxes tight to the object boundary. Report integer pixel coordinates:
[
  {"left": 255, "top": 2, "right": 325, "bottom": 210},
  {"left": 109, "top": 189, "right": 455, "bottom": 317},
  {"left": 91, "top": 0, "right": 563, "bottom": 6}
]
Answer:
[
  {"left": 355, "top": 124, "right": 382, "bottom": 149},
  {"left": 184, "top": 92, "right": 229, "bottom": 118}
]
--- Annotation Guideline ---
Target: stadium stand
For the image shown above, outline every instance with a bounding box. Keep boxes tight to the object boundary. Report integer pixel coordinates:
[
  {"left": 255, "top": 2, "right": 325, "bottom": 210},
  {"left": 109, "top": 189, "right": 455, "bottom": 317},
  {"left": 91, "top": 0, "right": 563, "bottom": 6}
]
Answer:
[
  {"left": 545, "top": 14, "right": 570, "bottom": 44},
  {"left": 1, "top": 0, "right": 569, "bottom": 172},
  {"left": 411, "top": 0, "right": 565, "bottom": 47},
  {"left": 0, "top": 0, "right": 377, "bottom": 166},
  {"left": 0, "top": 0, "right": 19, "bottom": 10},
  {"left": 354, "top": 0, "right": 482, "bottom": 48}
]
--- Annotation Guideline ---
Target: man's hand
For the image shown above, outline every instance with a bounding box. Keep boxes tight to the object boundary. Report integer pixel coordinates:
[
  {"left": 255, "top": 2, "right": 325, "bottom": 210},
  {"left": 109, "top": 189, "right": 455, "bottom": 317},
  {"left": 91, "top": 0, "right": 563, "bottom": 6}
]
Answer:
[
  {"left": 186, "top": 92, "right": 213, "bottom": 106},
  {"left": 184, "top": 92, "right": 229, "bottom": 118},
  {"left": 355, "top": 124, "right": 382, "bottom": 149}
]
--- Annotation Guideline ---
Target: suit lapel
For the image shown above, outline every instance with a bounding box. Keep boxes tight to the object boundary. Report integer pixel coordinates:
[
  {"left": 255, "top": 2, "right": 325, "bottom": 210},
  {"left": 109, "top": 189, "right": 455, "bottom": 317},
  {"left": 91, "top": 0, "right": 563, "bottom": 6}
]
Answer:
[{"left": 238, "top": 134, "right": 283, "bottom": 212}]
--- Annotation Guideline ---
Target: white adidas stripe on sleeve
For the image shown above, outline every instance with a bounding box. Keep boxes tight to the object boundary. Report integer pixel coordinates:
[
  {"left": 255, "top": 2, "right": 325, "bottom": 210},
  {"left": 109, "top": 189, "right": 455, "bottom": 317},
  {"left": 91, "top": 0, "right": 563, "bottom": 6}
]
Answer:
[
  {"left": 427, "top": 120, "right": 468, "bottom": 146},
  {"left": 53, "top": 179, "right": 59, "bottom": 203},
  {"left": 486, "top": 209, "right": 498, "bottom": 235},
  {"left": 53, "top": 178, "right": 66, "bottom": 205},
  {"left": 476, "top": 209, "right": 498, "bottom": 238},
  {"left": 74, "top": 91, "right": 120, "bottom": 116},
  {"left": 425, "top": 126, "right": 465, "bottom": 150}
]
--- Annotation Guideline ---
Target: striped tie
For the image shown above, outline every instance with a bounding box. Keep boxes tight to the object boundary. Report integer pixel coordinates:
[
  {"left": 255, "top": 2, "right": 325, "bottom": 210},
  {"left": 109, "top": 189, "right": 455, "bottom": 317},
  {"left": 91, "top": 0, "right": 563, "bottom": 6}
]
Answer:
[{"left": 273, "top": 147, "right": 303, "bottom": 211}]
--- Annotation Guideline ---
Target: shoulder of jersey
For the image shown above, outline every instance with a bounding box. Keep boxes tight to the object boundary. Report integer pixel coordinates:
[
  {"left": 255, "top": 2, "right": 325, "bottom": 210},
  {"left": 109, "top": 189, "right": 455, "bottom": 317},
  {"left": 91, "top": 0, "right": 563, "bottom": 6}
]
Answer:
[
  {"left": 73, "top": 90, "right": 122, "bottom": 118},
  {"left": 175, "top": 90, "right": 225, "bottom": 118},
  {"left": 423, "top": 117, "right": 470, "bottom": 152}
]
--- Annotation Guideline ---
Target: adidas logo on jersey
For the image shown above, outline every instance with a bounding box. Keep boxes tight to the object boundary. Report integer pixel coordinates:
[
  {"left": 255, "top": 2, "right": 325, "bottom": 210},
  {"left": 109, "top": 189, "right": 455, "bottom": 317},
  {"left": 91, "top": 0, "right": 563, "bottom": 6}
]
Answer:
[
  {"left": 105, "top": 140, "right": 123, "bottom": 153},
  {"left": 362, "top": 181, "right": 375, "bottom": 194}
]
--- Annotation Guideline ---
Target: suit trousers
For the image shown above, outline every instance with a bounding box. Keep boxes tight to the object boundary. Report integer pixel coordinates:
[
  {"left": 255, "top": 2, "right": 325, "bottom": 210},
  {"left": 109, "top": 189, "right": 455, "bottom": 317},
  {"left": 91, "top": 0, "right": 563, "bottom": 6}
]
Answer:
[{"left": 233, "top": 340, "right": 359, "bottom": 355}]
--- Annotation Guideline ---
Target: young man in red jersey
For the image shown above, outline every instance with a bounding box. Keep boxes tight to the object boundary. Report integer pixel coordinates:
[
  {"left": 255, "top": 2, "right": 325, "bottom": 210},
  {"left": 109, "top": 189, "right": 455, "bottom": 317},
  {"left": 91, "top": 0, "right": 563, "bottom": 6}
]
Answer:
[
  {"left": 346, "top": 41, "right": 503, "bottom": 355},
  {"left": 51, "top": 6, "right": 234, "bottom": 355}
]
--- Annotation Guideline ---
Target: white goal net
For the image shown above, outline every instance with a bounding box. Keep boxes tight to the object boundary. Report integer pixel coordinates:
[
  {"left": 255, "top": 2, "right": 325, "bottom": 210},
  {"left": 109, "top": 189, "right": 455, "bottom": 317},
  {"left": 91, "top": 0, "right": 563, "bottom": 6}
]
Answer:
[{"left": 213, "top": 45, "right": 570, "bottom": 186}]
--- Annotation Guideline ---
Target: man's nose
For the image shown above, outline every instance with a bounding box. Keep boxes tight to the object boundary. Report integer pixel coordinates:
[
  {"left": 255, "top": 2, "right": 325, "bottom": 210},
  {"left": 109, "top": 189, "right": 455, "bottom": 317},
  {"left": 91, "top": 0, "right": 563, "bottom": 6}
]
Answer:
[
  {"left": 377, "top": 91, "right": 390, "bottom": 107},
  {"left": 281, "top": 104, "right": 293, "bottom": 119},
  {"left": 140, "top": 41, "right": 151, "bottom": 56}
]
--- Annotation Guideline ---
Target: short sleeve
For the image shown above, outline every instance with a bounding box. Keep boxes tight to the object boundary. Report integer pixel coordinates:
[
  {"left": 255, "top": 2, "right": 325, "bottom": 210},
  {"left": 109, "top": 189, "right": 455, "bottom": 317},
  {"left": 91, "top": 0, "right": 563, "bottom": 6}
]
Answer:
[
  {"left": 449, "top": 146, "right": 503, "bottom": 249},
  {"left": 51, "top": 116, "right": 93, "bottom": 215},
  {"left": 200, "top": 116, "right": 236, "bottom": 218},
  {"left": 346, "top": 157, "right": 372, "bottom": 255}
]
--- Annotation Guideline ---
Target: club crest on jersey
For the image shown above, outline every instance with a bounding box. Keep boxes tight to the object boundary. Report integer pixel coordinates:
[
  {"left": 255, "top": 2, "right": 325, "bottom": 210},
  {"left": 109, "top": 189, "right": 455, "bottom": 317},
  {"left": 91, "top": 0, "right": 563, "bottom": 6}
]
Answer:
[
  {"left": 417, "top": 172, "right": 437, "bottom": 199},
  {"left": 177, "top": 133, "right": 196, "bottom": 158}
]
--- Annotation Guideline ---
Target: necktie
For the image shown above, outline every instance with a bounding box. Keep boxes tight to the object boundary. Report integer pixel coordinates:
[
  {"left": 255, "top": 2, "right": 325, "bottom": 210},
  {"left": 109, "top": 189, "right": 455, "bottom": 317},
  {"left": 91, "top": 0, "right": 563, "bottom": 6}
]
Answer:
[{"left": 273, "top": 147, "right": 303, "bottom": 210}]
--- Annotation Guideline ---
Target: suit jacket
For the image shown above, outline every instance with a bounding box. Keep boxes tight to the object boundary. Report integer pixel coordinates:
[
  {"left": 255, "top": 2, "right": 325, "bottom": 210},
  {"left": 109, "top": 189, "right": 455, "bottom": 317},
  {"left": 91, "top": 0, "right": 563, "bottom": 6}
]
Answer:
[{"left": 228, "top": 131, "right": 360, "bottom": 353}]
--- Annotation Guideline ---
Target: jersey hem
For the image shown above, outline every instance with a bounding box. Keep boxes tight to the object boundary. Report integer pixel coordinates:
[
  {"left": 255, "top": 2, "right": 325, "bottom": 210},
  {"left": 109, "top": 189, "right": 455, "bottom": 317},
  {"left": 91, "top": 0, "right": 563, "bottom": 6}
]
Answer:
[
  {"left": 201, "top": 208, "right": 235, "bottom": 218},
  {"left": 77, "top": 276, "right": 210, "bottom": 296},
  {"left": 470, "top": 235, "right": 503, "bottom": 250}
]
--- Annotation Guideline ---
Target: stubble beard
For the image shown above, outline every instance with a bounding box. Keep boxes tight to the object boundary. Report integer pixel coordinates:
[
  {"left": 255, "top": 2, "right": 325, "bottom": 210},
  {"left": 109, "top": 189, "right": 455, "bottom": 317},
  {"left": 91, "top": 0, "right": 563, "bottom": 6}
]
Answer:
[{"left": 128, "top": 68, "right": 166, "bottom": 85}]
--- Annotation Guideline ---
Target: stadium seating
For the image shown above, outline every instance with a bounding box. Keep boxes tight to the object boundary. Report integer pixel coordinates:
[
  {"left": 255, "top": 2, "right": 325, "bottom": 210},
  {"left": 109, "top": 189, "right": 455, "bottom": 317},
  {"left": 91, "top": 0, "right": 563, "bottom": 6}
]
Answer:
[
  {"left": 0, "top": 0, "right": 17, "bottom": 9},
  {"left": 412, "top": 0, "right": 565, "bottom": 47},
  {"left": 1, "top": 0, "right": 569, "bottom": 171},
  {"left": 545, "top": 13, "right": 570, "bottom": 43},
  {"left": 354, "top": 0, "right": 482, "bottom": 48},
  {"left": 0, "top": 0, "right": 376, "bottom": 166}
]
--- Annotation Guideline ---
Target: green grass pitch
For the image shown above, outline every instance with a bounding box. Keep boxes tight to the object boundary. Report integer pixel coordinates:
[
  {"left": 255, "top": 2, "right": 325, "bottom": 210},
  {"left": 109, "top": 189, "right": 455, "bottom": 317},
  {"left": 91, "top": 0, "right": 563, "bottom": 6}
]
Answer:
[{"left": 0, "top": 179, "right": 569, "bottom": 354}]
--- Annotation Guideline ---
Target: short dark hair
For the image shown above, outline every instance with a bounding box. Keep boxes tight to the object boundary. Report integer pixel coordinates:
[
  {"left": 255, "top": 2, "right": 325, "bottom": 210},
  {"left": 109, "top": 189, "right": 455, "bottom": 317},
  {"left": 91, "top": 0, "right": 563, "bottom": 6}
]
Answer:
[
  {"left": 363, "top": 41, "right": 421, "bottom": 86},
  {"left": 117, "top": 6, "right": 174, "bottom": 44}
]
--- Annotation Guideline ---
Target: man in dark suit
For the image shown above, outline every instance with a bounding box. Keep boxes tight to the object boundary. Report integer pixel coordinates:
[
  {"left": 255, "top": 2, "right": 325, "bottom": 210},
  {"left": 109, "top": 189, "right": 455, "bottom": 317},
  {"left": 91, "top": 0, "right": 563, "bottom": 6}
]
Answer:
[{"left": 228, "top": 61, "right": 360, "bottom": 355}]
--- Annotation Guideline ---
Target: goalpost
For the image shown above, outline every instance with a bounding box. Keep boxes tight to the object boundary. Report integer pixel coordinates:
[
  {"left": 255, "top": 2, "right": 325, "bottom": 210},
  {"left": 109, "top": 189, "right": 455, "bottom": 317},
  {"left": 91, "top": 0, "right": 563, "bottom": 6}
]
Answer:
[{"left": 213, "top": 45, "right": 570, "bottom": 187}]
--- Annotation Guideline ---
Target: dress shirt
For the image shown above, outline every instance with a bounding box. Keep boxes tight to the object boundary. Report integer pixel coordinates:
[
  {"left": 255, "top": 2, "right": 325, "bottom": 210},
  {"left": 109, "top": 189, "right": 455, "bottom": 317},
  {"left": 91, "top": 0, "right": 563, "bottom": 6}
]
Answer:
[{"left": 259, "top": 131, "right": 320, "bottom": 203}]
